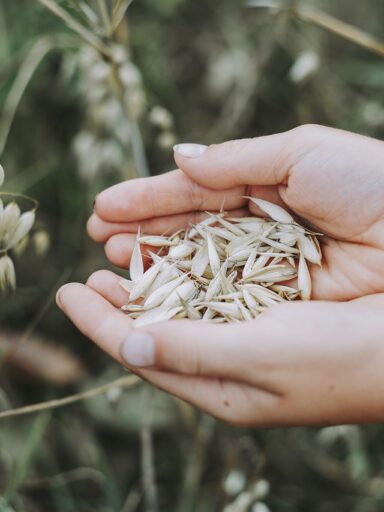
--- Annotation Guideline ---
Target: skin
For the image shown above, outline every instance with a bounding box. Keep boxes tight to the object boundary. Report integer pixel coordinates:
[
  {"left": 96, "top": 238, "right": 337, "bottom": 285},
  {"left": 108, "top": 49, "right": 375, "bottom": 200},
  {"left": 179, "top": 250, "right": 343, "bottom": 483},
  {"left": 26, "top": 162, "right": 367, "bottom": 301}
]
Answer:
[{"left": 56, "top": 124, "right": 384, "bottom": 427}]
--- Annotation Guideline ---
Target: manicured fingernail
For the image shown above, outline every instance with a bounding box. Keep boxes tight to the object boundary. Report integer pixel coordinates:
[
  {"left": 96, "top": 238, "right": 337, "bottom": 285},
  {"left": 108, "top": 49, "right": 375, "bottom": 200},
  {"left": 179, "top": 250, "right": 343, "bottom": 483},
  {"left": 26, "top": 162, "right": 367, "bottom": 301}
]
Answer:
[
  {"left": 173, "top": 143, "right": 207, "bottom": 158},
  {"left": 120, "top": 331, "right": 155, "bottom": 367},
  {"left": 56, "top": 284, "right": 68, "bottom": 309}
]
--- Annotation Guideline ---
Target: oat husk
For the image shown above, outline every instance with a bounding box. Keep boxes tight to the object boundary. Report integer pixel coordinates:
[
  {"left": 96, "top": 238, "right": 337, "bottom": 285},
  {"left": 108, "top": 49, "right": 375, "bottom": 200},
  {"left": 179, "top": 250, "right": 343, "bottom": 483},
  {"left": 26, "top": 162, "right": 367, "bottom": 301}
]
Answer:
[{"left": 120, "top": 197, "right": 323, "bottom": 327}]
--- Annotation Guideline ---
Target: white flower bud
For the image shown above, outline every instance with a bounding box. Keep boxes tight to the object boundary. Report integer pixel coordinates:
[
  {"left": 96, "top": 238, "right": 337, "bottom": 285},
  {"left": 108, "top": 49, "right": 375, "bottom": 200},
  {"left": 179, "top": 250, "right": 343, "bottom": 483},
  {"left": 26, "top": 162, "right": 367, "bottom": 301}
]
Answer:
[
  {"left": 0, "top": 255, "right": 16, "bottom": 291},
  {"left": 253, "top": 479, "right": 270, "bottom": 499},
  {"left": 7, "top": 210, "right": 35, "bottom": 249},
  {"left": 119, "top": 62, "right": 141, "bottom": 87},
  {"left": 0, "top": 202, "right": 21, "bottom": 241},
  {"left": 289, "top": 51, "right": 319, "bottom": 83},
  {"left": 252, "top": 503, "right": 271, "bottom": 512},
  {"left": 149, "top": 106, "right": 174, "bottom": 130},
  {"left": 33, "top": 230, "right": 50, "bottom": 256},
  {"left": 223, "top": 470, "right": 246, "bottom": 496}
]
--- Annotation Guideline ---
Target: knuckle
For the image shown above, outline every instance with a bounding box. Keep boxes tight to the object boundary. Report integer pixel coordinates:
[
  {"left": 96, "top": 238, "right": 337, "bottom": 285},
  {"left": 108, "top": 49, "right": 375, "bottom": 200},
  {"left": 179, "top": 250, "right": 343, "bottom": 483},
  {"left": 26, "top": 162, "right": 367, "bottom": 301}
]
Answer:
[
  {"left": 181, "top": 342, "right": 203, "bottom": 375},
  {"left": 187, "top": 180, "right": 204, "bottom": 211},
  {"left": 290, "top": 123, "right": 326, "bottom": 141},
  {"left": 223, "top": 138, "right": 253, "bottom": 157}
]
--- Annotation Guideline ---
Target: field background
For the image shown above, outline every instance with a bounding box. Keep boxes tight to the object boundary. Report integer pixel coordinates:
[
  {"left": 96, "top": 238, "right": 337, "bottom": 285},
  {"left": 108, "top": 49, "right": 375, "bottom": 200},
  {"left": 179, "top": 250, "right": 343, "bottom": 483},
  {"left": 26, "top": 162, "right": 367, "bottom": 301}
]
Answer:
[{"left": 1, "top": 1, "right": 384, "bottom": 511}]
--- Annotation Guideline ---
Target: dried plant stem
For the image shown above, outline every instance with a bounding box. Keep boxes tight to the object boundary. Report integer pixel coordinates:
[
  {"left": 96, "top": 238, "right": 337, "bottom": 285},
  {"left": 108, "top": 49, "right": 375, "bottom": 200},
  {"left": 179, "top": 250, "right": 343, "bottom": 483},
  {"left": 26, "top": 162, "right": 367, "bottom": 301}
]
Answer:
[
  {"left": 35, "top": 0, "right": 149, "bottom": 178},
  {"left": 97, "top": 0, "right": 112, "bottom": 36},
  {"left": 130, "top": 120, "right": 150, "bottom": 178},
  {"left": 295, "top": 4, "right": 384, "bottom": 58},
  {"left": 112, "top": 0, "right": 134, "bottom": 31},
  {"left": 177, "top": 415, "right": 215, "bottom": 512},
  {"left": 0, "top": 374, "right": 140, "bottom": 419},
  {"left": 110, "top": 63, "right": 150, "bottom": 177},
  {"left": 247, "top": 1, "right": 384, "bottom": 57},
  {"left": 0, "top": 192, "right": 38, "bottom": 210},
  {"left": 140, "top": 387, "right": 158, "bottom": 512},
  {"left": 0, "top": 35, "right": 79, "bottom": 156},
  {"left": 36, "top": 0, "right": 112, "bottom": 58}
]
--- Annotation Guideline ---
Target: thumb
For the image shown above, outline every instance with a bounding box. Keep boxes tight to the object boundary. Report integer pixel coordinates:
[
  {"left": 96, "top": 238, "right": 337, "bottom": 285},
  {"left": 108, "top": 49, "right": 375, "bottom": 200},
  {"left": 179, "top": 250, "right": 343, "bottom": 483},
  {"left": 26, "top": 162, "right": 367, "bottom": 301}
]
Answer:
[
  {"left": 119, "top": 319, "right": 269, "bottom": 381},
  {"left": 173, "top": 129, "right": 296, "bottom": 189},
  {"left": 120, "top": 319, "right": 276, "bottom": 382}
]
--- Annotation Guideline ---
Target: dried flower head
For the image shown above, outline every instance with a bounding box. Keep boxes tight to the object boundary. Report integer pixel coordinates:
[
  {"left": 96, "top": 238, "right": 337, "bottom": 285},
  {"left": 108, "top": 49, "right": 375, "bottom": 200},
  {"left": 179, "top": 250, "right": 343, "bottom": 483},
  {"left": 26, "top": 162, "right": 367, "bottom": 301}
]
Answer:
[{"left": 0, "top": 165, "right": 37, "bottom": 292}]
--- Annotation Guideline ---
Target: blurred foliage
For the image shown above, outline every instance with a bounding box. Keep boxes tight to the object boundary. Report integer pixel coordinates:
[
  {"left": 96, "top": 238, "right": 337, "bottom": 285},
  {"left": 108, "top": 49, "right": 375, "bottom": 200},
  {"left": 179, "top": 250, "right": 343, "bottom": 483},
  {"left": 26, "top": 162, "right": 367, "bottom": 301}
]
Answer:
[{"left": 0, "top": 0, "right": 384, "bottom": 510}]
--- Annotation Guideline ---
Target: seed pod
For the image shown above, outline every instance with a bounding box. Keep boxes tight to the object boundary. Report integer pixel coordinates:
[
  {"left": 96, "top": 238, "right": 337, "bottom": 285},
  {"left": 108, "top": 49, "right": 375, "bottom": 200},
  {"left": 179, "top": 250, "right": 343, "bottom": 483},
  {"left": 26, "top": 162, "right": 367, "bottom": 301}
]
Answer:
[
  {"left": 188, "top": 214, "right": 224, "bottom": 239},
  {"left": 244, "top": 197, "right": 294, "bottom": 224},
  {"left": 168, "top": 242, "right": 195, "bottom": 259},
  {"left": 298, "top": 253, "right": 311, "bottom": 300},
  {"left": 128, "top": 260, "right": 164, "bottom": 301},
  {"left": 274, "top": 231, "right": 297, "bottom": 246},
  {"left": 297, "top": 234, "right": 321, "bottom": 265},
  {"left": 146, "top": 263, "right": 179, "bottom": 297},
  {"left": 134, "top": 305, "right": 183, "bottom": 327},
  {"left": 206, "top": 226, "right": 236, "bottom": 242},
  {"left": 241, "top": 265, "right": 296, "bottom": 282},
  {"left": 139, "top": 236, "right": 178, "bottom": 247},
  {"left": 242, "top": 288, "right": 258, "bottom": 311},
  {"left": 234, "top": 297, "right": 253, "bottom": 321},
  {"left": 236, "top": 221, "right": 265, "bottom": 234},
  {"left": 206, "top": 231, "right": 220, "bottom": 275},
  {"left": 130, "top": 230, "right": 144, "bottom": 281},
  {"left": 201, "top": 301, "right": 242, "bottom": 320},
  {"left": 259, "top": 236, "right": 299, "bottom": 254},
  {"left": 144, "top": 275, "right": 186, "bottom": 309},
  {"left": 191, "top": 243, "right": 209, "bottom": 277},
  {"left": 180, "top": 297, "right": 202, "bottom": 320},
  {"left": 217, "top": 217, "right": 245, "bottom": 236},
  {"left": 242, "top": 247, "right": 258, "bottom": 278},
  {"left": 162, "top": 280, "right": 196, "bottom": 308}
]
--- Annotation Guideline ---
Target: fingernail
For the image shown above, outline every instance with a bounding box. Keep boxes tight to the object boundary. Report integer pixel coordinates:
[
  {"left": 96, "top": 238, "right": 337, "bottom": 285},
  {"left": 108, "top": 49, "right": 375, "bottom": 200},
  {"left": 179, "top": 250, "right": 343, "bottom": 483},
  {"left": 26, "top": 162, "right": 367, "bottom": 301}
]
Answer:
[
  {"left": 173, "top": 143, "right": 207, "bottom": 158},
  {"left": 56, "top": 284, "right": 68, "bottom": 309},
  {"left": 120, "top": 331, "right": 155, "bottom": 367}
]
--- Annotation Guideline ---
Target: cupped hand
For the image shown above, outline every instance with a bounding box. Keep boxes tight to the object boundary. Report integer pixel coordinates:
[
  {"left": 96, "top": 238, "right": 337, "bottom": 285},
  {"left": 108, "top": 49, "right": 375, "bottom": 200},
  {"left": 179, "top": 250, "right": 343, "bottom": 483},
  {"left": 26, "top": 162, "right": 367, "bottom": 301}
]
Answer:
[
  {"left": 57, "top": 124, "right": 384, "bottom": 427},
  {"left": 88, "top": 124, "right": 384, "bottom": 301},
  {"left": 57, "top": 271, "right": 384, "bottom": 426}
]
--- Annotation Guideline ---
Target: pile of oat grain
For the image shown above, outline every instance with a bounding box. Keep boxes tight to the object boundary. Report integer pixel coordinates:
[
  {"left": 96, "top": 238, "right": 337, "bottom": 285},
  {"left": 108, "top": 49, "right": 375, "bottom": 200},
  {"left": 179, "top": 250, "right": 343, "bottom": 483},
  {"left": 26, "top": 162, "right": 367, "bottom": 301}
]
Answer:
[{"left": 119, "top": 197, "right": 322, "bottom": 327}]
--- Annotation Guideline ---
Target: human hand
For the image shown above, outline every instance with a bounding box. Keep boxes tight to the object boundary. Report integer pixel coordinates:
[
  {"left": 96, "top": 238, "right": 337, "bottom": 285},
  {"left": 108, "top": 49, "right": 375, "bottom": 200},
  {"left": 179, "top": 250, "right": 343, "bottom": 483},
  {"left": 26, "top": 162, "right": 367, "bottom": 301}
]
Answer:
[
  {"left": 88, "top": 124, "right": 384, "bottom": 301},
  {"left": 56, "top": 274, "right": 384, "bottom": 426},
  {"left": 56, "top": 124, "right": 384, "bottom": 427}
]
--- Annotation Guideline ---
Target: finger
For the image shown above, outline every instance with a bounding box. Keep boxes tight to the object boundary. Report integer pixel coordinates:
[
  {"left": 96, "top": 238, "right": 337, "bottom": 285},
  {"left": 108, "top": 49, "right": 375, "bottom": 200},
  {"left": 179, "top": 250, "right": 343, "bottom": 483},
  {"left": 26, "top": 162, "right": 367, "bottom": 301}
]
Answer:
[
  {"left": 56, "top": 283, "right": 281, "bottom": 425},
  {"left": 118, "top": 315, "right": 286, "bottom": 392},
  {"left": 88, "top": 208, "right": 248, "bottom": 243},
  {"left": 86, "top": 270, "right": 128, "bottom": 308},
  {"left": 104, "top": 234, "right": 154, "bottom": 269},
  {"left": 94, "top": 169, "right": 247, "bottom": 223},
  {"left": 173, "top": 131, "right": 297, "bottom": 189},
  {"left": 349, "top": 293, "right": 384, "bottom": 307},
  {"left": 56, "top": 283, "right": 131, "bottom": 359}
]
